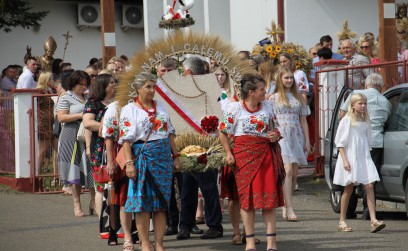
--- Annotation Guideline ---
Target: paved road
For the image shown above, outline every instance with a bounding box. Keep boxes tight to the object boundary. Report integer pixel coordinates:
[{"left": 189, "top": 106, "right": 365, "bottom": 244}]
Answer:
[{"left": 1, "top": 169, "right": 407, "bottom": 251}]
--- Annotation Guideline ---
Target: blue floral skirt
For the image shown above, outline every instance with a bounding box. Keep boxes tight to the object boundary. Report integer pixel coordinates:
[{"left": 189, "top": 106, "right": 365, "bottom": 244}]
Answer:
[{"left": 124, "top": 138, "right": 173, "bottom": 213}]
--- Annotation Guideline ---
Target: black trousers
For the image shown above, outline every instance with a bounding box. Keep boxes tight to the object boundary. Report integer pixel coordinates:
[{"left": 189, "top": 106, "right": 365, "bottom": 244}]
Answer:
[
  {"left": 166, "top": 172, "right": 183, "bottom": 228},
  {"left": 179, "top": 169, "right": 223, "bottom": 232}
]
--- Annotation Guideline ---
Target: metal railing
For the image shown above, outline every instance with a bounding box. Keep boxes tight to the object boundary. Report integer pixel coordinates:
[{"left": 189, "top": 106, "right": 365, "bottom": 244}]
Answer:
[
  {"left": 28, "top": 93, "right": 61, "bottom": 193},
  {"left": 0, "top": 96, "right": 15, "bottom": 175}
]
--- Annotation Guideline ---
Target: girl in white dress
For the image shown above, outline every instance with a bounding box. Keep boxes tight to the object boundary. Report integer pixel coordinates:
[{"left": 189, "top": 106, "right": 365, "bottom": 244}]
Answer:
[
  {"left": 334, "top": 93, "right": 386, "bottom": 233},
  {"left": 269, "top": 66, "right": 310, "bottom": 222}
]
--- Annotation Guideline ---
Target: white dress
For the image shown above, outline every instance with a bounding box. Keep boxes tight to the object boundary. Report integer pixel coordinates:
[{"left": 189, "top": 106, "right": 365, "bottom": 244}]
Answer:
[
  {"left": 333, "top": 115, "right": 380, "bottom": 186},
  {"left": 269, "top": 92, "right": 309, "bottom": 165}
]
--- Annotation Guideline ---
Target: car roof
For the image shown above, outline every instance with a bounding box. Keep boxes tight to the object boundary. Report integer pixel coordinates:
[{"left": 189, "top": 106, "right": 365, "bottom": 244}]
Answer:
[{"left": 384, "top": 83, "right": 408, "bottom": 95}]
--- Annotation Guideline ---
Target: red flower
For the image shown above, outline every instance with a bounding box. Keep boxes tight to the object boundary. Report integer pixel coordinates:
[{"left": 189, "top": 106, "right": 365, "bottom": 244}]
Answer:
[
  {"left": 219, "top": 122, "right": 226, "bottom": 131},
  {"left": 107, "top": 127, "right": 114, "bottom": 134},
  {"left": 124, "top": 121, "right": 131, "bottom": 127},
  {"left": 227, "top": 117, "right": 234, "bottom": 124},
  {"left": 250, "top": 118, "right": 258, "bottom": 124},
  {"left": 120, "top": 130, "right": 125, "bottom": 137},
  {"left": 113, "top": 120, "right": 118, "bottom": 126},
  {"left": 149, "top": 117, "right": 155, "bottom": 123},
  {"left": 256, "top": 121, "right": 265, "bottom": 132},
  {"left": 197, "top": 153, "right": 207, "bottom": 164},
  {"left": 201, "top": 116, "right": 219, "bottom": 133},
  {"left": 153, "top": 120, "right": 161, "bottom": 130},
  {"left": 163, "top": 122, "right": 168, "bottom": 131}
]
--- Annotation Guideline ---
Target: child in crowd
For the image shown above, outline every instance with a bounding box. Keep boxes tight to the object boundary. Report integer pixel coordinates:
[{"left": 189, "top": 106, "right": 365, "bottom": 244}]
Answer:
[{"left": 333, "top": 93, "right": 385, "bottom": 233}]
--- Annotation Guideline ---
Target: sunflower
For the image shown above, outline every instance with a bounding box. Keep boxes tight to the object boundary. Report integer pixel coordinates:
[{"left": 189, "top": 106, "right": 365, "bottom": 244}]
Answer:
[
  {"left": 275, "top": 45, "right": 282, "bottom": 53},
  {"left": 265, "top": 45, "right": 273, "bottom": 53},
  {"left": 269, "top": 51, "right": 277, "bottom": 58},
  {"left": 287, "top": 48, "right": 294, "bottom": 54},
  {"left": 295, "top": 61, "right": 301, "bottom": 69}
]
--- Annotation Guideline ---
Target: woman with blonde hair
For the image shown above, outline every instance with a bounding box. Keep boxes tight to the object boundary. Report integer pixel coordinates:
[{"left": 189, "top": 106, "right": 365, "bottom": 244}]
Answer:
[
  {"left": 258, "top": 61, "right": 277, "bottom": 99},
  {"left": 357, "top": 34, "right": 379, "bottom": 64},
  {"left": 333, "top": 93, "right": 385, "bottom": 233},
  {"left": 279, "top": 52, "right": 310, "bottom": 100},
  {"left": 36, "top": 71, "right": 56, "bottom": 173},
  {"left": 269, "top": 66, "right": 310, "bottom": 222}
]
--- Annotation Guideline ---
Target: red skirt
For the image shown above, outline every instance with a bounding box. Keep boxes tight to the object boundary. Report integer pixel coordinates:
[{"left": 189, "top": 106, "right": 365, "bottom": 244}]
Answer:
[
  {"left": 112, "top": 143, "right": 129, "bottom": 207},
  {"left": 233, "top": 135, "right": 285, "bottom": 210},
  {"left": 220, "top": 165, "right": 239, "bottom": 201}
]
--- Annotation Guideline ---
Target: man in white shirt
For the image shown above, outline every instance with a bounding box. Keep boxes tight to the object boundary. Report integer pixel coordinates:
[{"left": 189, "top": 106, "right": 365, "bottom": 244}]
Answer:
[{"left": 16, "top": 57, "right": 39, "bottom": 89}]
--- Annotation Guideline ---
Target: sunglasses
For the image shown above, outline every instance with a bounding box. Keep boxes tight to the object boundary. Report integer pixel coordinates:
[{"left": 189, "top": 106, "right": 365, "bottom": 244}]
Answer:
[{"left": 360, "top": 46, "right": 371, "bottom": 49}]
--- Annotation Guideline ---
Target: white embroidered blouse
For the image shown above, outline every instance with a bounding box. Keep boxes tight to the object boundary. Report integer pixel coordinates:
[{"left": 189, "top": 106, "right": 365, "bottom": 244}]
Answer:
[
  {"left": 118, "top": 100, "right": 175, "bottom": 144},
  {"left": 218, "top": 101, "right": 274, "bottom": 138}
]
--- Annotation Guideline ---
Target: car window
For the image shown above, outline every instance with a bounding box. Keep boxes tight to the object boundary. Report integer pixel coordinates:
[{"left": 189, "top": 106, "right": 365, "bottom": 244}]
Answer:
[{"left": 387, "top": 90, "right": 408, "bottom": 131}]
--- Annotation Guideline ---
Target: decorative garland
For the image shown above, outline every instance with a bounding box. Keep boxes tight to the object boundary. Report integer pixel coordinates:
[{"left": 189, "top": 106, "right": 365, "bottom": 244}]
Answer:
[
  {"left": 159, "top": 17, "right": 195, "bottom": 30},
  {"left": 252, "top": 21, "right": 312, "bottom": 76}
]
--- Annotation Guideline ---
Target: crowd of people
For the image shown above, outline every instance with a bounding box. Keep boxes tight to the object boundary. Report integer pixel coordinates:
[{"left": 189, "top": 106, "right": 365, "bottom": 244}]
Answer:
[{"left": 0, "top": 29, "right": 393, "bottom": 251}]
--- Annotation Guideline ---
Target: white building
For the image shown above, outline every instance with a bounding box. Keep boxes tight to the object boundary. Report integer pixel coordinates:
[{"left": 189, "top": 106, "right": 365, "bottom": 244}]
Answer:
[{"left": 0, "top": 0, "right": 389, "bottom": 70}]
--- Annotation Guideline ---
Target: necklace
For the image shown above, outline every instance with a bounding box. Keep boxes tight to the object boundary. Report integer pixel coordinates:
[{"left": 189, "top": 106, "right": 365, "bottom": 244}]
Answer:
[
  {"left": 135, "top": 97, "right": 156, "bottom": 116},
  {"left": 160, "top": 75, "right": 208, "bottom": 115},
  {"left": 243, "top": 99, "right": 261, "bottom": 113}
]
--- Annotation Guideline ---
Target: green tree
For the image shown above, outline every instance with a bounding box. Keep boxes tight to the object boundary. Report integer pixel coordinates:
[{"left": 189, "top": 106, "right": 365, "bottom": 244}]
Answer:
[{"left": 0, "top": 0, "right": 49, "bottom": 33}]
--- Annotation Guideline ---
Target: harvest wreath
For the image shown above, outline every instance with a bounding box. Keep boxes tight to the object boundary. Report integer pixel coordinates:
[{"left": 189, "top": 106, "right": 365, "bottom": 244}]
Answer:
[
  {"left": 174, "top": 132, "right": 230, "bottom": 172},
  {"left": 114, "top": 32, "right": 252, "bottom": 172}
]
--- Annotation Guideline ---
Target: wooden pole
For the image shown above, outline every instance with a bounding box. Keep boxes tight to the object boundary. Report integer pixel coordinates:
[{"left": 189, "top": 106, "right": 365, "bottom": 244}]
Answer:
[
  {"left": 378, "top": 0, "right": 399, "bottom": 88},
  {"left": 277, "top": 0, "right": 285, "bottom": 42},
  {"left": 100, "top": 0, "right": 116, "bottom": 68}
]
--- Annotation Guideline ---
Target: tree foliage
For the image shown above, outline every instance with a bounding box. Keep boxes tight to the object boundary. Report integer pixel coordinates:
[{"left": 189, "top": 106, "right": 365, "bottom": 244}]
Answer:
[{"left": 0, "top": 0, "right": 49, "bottom": 33}]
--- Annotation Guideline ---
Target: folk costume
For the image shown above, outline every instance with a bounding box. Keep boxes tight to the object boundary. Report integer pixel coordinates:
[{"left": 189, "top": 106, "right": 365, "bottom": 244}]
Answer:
[
  {"left": 218, "top": 96, "right": 239, "bottom": 201},
  {"left": 219, "top": 101, "right": 284, "bottom": 210},
  {"left": 118, "top": 100, "right": 174, "bottom": 212}
]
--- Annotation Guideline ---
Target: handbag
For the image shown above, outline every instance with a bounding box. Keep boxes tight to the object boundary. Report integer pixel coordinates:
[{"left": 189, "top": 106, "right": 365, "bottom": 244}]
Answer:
[
  {"left": 77, "top": 121, "right": 86, "bottom": 142},
  {"left": 53, "top": 96, "right": 62, "bottom": 137},
  {"left": 92, "top": 148, "right": 111, "bottom": 183},
  {"left": 53, "top": 115, "right": 61, "bottom": 137}
]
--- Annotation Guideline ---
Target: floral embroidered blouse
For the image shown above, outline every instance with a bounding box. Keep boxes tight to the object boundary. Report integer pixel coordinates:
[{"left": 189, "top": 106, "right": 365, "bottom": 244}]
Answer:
[
  {"left": 118, "top": 100, "right": 175, "bottom": 144},
  {"left": 102, "top": 101, "right": 120, "bottom": 140},
  {"left": 218, "top": 101, "right": 274, "bottom": 138}
]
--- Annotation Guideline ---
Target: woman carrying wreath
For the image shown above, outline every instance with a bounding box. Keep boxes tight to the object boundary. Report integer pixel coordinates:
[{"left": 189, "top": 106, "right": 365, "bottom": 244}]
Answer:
[
  {"left": 118, "top": 72, "right": 179, "bottom": 251},
  {"left": 219, "top": 73, "right": 285, "bottom": 251}
]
